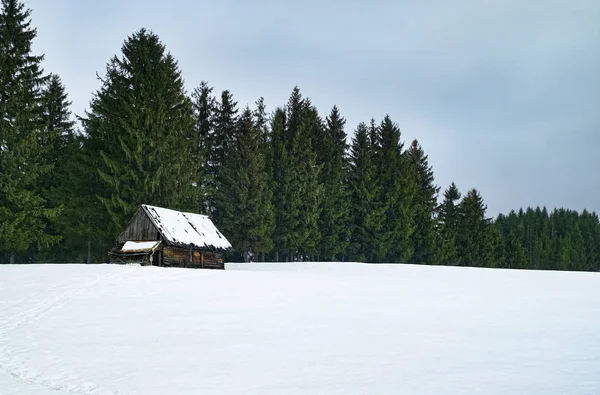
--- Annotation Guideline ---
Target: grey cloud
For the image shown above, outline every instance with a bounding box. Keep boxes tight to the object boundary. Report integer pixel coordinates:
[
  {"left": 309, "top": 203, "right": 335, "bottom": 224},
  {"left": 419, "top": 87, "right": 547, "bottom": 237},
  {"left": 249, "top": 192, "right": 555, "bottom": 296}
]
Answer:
[{"left": 26, "top": 0, "right": 600, "bottom": 216}]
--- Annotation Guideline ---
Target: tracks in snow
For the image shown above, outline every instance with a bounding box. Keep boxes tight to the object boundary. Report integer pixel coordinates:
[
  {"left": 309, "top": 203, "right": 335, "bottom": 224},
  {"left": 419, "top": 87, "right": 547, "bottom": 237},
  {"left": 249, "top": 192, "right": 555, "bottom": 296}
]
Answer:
[{"left": 0, "top": 267, "right": 127, "bottom": 395}]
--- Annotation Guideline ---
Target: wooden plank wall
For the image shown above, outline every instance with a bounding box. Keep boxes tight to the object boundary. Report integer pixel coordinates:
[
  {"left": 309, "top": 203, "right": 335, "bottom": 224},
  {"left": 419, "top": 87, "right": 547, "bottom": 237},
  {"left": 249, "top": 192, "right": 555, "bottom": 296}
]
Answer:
[
  {"left": 162, "top": 246, "right": 188, "bottom": 267},
  {"left": 202, "top": 251, "right": 224, "bottom": 269},
  {"left": 162, "top": 247, "right": 224, "bottom": 269},
  {"left": 117, "top": 209, "right": 161, "bottom": 243}
]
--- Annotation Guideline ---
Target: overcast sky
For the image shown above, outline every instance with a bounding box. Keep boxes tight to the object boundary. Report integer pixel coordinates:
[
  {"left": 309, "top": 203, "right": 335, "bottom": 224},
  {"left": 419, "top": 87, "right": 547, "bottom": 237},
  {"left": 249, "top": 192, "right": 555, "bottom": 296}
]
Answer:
[{"left": 26, "top": 0, "right": 600, "bottom": 217}]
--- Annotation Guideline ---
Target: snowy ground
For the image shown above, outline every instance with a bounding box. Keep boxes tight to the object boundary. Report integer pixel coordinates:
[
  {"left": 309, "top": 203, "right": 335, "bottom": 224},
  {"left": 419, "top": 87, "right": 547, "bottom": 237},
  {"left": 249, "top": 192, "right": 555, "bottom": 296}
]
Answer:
[{"left": 1, "top": 263, "right": 599, "bottom": 395}]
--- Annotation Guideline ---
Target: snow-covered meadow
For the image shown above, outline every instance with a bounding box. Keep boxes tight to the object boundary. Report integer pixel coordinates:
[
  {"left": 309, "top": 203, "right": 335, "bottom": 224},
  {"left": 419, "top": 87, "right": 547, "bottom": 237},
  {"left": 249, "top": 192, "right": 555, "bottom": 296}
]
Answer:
[{"left": 1, "top": 262, "right": 599, "bottom": 394}]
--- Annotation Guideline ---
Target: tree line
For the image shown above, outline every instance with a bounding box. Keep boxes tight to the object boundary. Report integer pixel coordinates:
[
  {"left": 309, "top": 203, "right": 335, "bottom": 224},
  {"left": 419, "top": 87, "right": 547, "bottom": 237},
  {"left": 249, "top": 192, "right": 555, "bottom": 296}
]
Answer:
[{"left": 1, "top": 0, "right": 599, "bottom": 271}]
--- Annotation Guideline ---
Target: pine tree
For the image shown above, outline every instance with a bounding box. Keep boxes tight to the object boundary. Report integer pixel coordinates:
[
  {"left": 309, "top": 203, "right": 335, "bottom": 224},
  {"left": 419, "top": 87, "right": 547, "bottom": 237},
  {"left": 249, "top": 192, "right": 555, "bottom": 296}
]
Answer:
[
  {"left": 0, "top": 0, "right": 60, "bottom": 263},
  {"left": 347, "top": 121, "right": 384, "bottom": 261},
  {"left": 269, "top": 107, "right": 294, "bottom": 261},
  {"left": 253, "top": 97, "right": 269, "bottom": 149},
  {"left": 456, "top": 188, "right": 494, "bottom": 267},
  {"left": 489, "top": 223, "right": 505, "bottom": 268},
  {"left": 438, "top": 182, "right": 461, "bottom": 264},
  {"left": 253, "top": 97, "right": 272, "bottom": 262},
  {"left": 284, "top": 86, "right": 304, "bottom": 151},
  {"left": 190, "top": 80, "right": 216, "bottom": 214},
  {"left": 209, "top": 90, "right": 238, "bottom": 226},
  {"left": 568, "top": 224, "right": 585, "bottom": 271},
  {"left": 39, "top": 74, "right": 75, "bottom": 172},
  {"left": 293, "top": 101, "right": 322, "bottom": 260},
  {"left": 407, "top": 139, "right": 440, "bottom": 264},
  {"left": 40, "top": 133, "right": 103, "bottom": 263},
  {"left": 558, "top": 232, "right": 573, "bottom": 270},
  {"left": 34, "top": 73, "right": 78, "bottom": 262},
  {"left": 503, "top": 230, "right": 528, "bottom": 269},
  {"left": 218, "top": 107, "right": 275, "bottom": 262},
  {"left": 81, "top": 28, "right": 197, "bottom": 235},
  {"left": 269, "top": 88, "right": 323, "bottom": 261},
  {"left": 579, "top": 210, "right": 600, "bottom": 271},
  {"left": 316, "top": 106, "right": 351, "bottom": 260},
  {"left": 372, "top": 115, "right": 416, "bottom": 262},
  {"left": 77, "top": 133, "right": 114, "bottom": 263}
]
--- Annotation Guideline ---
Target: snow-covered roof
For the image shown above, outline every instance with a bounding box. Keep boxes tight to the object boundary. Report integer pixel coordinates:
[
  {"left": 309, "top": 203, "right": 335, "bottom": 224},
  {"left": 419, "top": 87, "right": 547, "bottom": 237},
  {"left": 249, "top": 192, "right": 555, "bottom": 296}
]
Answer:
[
  {"left": 121, "top": 241, "right": 161, "bottom": 253},
  {"left": 141, "top": 204, "right": 232, "bottom": 251}
]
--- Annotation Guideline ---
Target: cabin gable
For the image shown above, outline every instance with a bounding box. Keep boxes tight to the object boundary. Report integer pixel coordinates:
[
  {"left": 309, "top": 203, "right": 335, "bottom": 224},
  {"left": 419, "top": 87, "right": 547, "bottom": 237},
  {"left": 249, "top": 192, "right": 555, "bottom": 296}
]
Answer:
[{"left": 116, "top": 208, "right": 161, "bottom": 243}]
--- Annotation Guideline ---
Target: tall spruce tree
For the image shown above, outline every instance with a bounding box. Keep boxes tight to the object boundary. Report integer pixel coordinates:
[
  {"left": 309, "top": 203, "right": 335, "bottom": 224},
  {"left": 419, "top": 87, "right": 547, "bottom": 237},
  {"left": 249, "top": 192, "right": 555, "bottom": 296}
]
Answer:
[
  {"left": 190, "top": 80, "right": 216, "bottom": 214},
  {"left": 209, "top": 90, "right": 238, "bottom": 226},
  {"left": 39, "top": 74, "right": 75, "bottom": 175},
  {"left": 34, "top": 73, "right": 78, "bottom": 262},
  {"left": 579, "top": 209, "right": 600, "bottom": 271},
  {"left": 558, "top": 232, "right": 574, "bottom": 270},
  {"left": 567, "top": 224, "right": 585, "bottom": 271},
  {"left": 269, "top": 107, "right": 293, "bottom": 261},
  {"left": 82, "top": 28, "right": 197, "bottom": 236},
  {"left": 292, "top": 100, "right": 322, "bottom": 260},
  {"left": 456, "top": 188, "right": 494, "bottom": 267},
  {"left": 284, "top": 87, "right": 303, "bottom": 151},
  {"left": 537, "top": 207, "right": 554, "bottom": 270},
  {"left": 407, "top": 139, "right": 440, "bottom": 264},
  {"left": 316, "top": 106, "right": 350, "bottom": 260},
  {"left": 489, "top": 222, "right": 505, "bottom": 268},
  {"left": 38, "top": 75, "right": 114, "bottom": 263},
  {"left": 347, "top": 121, "right": 384, "bottom": 261},
  {"left": 437, "top": 182, "right": 461, "bottom": 264},
  {"left": 0, "top": 0, "right": 60, "bottom": 263},
  {"left": 218, "top": 106, "right": 274, "bottom": 262},
  {"left": 253, "top": 97, "right": 269, "bottom": 148},
  {"left": 76, "top": 133, "right": 114, "bottom": 263},
  {"left": 502, "top": 230, "right": 527, "bottom": 269},
  {"left": 268, "top": 88, "right": 323, "bottom": 261},
  {"left": 373, "top": 115, "right": 416, "bottom": 262},
  {"left": 253, "top": 97, "right": 273, "bottom": 261}
]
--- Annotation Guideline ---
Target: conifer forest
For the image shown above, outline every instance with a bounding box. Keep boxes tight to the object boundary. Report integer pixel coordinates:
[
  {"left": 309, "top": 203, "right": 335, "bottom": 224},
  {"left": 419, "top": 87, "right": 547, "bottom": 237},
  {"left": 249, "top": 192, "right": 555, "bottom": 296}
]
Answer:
[{"left": 1, "top": 0, "right": 599, "bottom": 271}]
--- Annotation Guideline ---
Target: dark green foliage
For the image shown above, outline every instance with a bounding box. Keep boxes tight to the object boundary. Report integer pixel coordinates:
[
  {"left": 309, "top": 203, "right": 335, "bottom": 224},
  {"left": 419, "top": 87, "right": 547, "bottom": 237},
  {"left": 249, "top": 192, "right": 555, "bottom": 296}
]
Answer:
[
  {"left": 39, "top": 133, "right": 107, "bottom": 263},
  {"left": 407, "top": 139, "right": 440, "bottom": 264},
  {"left": 502, "top": 230, "right": 528, "bottom": 269},
  {"left": 347, "top": 121, "right": 384, "bottom": 262},
  {"left": 284, "top": 86, "right": 303, "bottom": 151},
  {"left": 209, "top": 90, "right": 238, "bottom": 226},
  {"left": 39, "top": 74, "right": 75, "bottom": 171},
  {"left": 190, "top": 80, "right": 215, "bottom": 214},
  {"left": 32, "top": 74, "right": 78, "bottom": 262},
  {"left": 579, "top": 210, "right": 600, "bottom": 271},
  {"left": 489, "top": 224, "right": 506, "bottom": 268},
  {"left": 269, "top": 107, "right": 291, "bottom": 261},
  {"left": 268, "top": 88, "right": 323, "bottom": 261},
  {"left": 456, "top": 188, "right": 495, "bottom": 267},
  {"left": 75, "top": 134, "right": 115, "bottom": 263},
  {"left": 438, "top": 182, "right": 461, "bottom": 264},
  {"left": 218, "top": 106, "right": 275, "bottom": 262},
  {"left": 372, "top": 116, "right": 417, "bottom": 262},
  {"left": 496, "top": 207, "right": 600, "bottom": 271},
  {"left": 0, "top": 0, "right": 60, "bottom": 263},
  {"left": 315, "top": 106, "right": 351, "bottom": 260},
  {"left": 347, "top": 116, "right": 418, "bottom": 263},
  {"left": 293, "top": 102, "right": 323, "bottom": 259},
  {"left": 82, "top": 28, "right": 197, "bottom": 236}
]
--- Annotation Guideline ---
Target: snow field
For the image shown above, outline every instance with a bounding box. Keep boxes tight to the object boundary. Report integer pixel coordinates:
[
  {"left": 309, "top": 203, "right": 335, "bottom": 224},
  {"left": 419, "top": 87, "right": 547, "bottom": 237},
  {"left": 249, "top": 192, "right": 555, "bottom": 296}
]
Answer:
[{"left": 1, "top": 262, "right": 599, "bottom": 394}]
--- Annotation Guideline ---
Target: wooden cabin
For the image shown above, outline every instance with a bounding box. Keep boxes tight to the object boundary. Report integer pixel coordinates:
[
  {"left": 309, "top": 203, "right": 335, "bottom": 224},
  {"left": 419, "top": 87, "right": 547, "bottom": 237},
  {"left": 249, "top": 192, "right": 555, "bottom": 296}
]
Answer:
[{"left": 109, "top": 204, "right": 232, "bottom": 269}]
